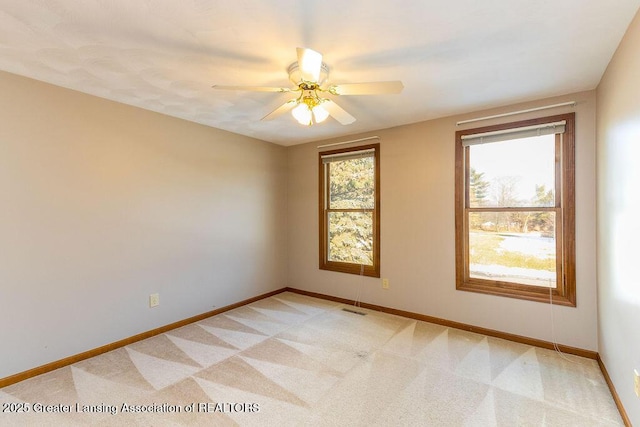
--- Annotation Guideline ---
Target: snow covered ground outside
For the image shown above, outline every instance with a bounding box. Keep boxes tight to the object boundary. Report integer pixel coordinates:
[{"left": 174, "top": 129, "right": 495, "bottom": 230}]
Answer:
[
  {"left": 470, "top": 263, "right": 556, "bottom": 287},
  {"left": 470, "top": 233, "right": 556, "bottom": 287},
  {"left": 497, "top": 233, "right": 555, "bottom": 257}
]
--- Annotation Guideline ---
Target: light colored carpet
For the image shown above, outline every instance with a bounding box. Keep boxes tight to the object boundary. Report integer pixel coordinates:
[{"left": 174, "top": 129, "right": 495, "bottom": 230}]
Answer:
[{"left": 0, "top": 292, "right": 623, "bottom": 426}]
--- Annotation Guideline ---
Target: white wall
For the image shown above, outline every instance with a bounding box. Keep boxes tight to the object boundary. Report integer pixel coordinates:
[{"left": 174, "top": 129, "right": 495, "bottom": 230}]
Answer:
[
  {"left": 0, "top": 71, "right": 288, "bottom": 379},
  {"left": 288, "top": 90, "right": 598, "bottom": 351},
  {"left": 596, "top": 8, "right": 640, "bottom": 424}
]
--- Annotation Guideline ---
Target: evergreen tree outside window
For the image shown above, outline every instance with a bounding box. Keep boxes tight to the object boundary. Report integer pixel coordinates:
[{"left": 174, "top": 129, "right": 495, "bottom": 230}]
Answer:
[{"left": 319, "top": 144, "right": 380, "bottom": 277}]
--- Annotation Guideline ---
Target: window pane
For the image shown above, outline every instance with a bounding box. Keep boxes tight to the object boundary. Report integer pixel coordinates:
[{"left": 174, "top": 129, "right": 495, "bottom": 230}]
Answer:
[
  {"left": 329, "top": 157, "right": 374, "bottom": 209},
  {"left": 469, "top": 135, "right": 555, "bottom": 208},
  {"left": 328, "top": 211, "right": 373, "bottom": 265},
  {"left": 468, "top": 211, "right": 556, "bottom": 287}
]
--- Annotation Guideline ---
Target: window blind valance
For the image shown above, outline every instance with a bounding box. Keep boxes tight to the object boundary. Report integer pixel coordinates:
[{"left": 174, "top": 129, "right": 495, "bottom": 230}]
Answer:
[
  {"left": 320, "top": 148, "right": 375, "bottom": 164},
  {"left": 461, "top": 120, "right": 566, "bottom": 147}
]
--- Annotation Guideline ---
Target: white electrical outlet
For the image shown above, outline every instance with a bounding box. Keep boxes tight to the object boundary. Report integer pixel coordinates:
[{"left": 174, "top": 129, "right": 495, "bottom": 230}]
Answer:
[
  {"left": 149, "top": 293, "right": 160, "bottom": 308},
  {"left": 634, "top": 369, "right": 640, "bottom": 398},
  {"left": 382, "top": 278, "right": 390, "bottom": 289}
]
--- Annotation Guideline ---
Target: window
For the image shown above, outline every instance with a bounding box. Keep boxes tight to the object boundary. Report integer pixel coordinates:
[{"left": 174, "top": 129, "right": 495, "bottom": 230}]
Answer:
[
  {"left": 455, "top": 114, "right": 575, "bottom": 306},
  {"left": 319, "top": 144, "right": 380, "bottom": 277}
]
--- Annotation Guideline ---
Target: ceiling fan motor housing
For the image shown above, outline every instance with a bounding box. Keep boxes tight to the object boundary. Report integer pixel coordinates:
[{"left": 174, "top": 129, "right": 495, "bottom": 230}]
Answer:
[{"left": 287, "top": 62, "right": 330, "bottom": 86}]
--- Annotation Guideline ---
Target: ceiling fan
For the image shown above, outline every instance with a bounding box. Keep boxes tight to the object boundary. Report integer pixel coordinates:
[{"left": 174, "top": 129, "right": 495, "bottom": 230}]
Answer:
[{"left": 212, "top": 48, "right": 404, "bottom": 126}]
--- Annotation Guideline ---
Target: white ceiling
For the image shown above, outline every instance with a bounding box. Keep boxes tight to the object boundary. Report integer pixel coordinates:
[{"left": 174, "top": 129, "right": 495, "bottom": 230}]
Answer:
[{"left": 1, "top": 1, "right": 638, "bottom": 146}]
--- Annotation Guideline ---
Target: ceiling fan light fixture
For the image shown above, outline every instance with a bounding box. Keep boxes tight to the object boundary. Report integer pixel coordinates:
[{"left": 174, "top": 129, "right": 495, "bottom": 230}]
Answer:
[
  {"left": 292, "top": 90, "right": 328, "bottom": 126},
  {"left": 312, "top": 104, "right": 329, "bottom": 123},
  {"left": 292, "top": 102, "right": 313, "bottom": 125}
]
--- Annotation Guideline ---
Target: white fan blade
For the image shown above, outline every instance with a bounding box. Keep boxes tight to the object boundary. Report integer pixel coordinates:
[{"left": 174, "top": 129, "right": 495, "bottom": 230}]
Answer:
[
  {"left": 213, "top": 85, "right": 291, "bottom": 93},
  {"left": 261, "top": 99, "right": 297, "bottom": 121},
  {"left": 322, "top": 100, "right": 356, "bottom": 125},
  {"left": 329, "top": 81, "right": 404, "bottom": 95},
  {"left": 297, "top": 47, "right": 323, "bottom": 82}
]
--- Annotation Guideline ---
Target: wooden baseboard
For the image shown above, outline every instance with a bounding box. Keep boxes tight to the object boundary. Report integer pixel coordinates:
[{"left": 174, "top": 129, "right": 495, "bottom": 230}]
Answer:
[
  {"left": 285, "top": 287, "right": 598, "bottom": 359},
  {"left": 597, "top": 355, "right": 632, "bottom": 427},
  {"left": 0, "top": 288, "right": 287, "bottom": 389}
]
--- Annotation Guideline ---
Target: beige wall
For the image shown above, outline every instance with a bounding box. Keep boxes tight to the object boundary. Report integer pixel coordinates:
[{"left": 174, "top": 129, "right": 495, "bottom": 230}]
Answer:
[
  {"left": 596, "top": 9, "right": 640, "bottom": 425},
  {"left": 0, "top": 71, "right": 288, "bottom": 379},
  {"left": 288, "top": 90, "right": 598, "bottom": 350}
]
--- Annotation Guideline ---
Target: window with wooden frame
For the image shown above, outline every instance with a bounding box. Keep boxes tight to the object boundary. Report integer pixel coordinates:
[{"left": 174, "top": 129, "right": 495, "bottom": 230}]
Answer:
[
  {"left": 319, "top": 144, "right": 380, "bottom": 277},
  {"left": 455, "top": 113, "right": 575, "bottom": 306}
]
